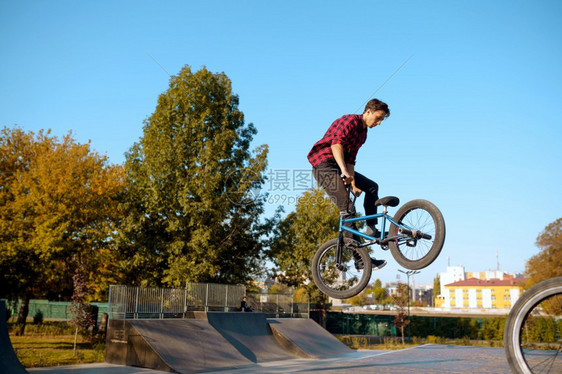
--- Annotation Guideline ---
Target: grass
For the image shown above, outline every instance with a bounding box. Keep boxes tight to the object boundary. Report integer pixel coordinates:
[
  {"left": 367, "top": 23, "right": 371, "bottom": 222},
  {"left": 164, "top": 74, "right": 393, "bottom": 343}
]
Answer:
[
  {"left": 8, "top": 321, "right": 105, "bottom": 368},
  {"left": 11, "top": 335, "right": 105, "bottom": 368}
]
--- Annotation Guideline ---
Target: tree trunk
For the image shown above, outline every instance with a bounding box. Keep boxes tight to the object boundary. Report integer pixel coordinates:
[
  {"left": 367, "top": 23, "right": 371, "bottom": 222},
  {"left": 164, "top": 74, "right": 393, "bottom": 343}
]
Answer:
[
  {"left": 401, "top": 326, "right": 405, "bottom": 344},
  {"left": 74, "top": 327, "right": 79, "bottom": 354},
  {"left": 16, "top": 297, "right": 30, "bottom": 336}
]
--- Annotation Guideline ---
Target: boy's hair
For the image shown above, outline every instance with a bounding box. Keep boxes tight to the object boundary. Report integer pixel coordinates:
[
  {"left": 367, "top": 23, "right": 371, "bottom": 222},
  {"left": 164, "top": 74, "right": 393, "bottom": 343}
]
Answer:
[{"left": 364, "top": 99, "right": 390, "bottom": 117}]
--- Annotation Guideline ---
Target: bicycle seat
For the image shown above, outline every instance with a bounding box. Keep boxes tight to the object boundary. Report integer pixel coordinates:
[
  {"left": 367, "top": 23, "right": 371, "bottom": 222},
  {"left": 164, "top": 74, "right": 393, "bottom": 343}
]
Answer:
[{"left": 375, "top": 196, "right": 400, "bottom": 207}]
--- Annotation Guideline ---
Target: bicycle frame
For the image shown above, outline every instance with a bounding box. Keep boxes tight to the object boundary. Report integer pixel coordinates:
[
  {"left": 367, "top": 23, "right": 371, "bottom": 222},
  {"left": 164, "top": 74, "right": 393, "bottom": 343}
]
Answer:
[
  {"left": 337, "top": 187, "right": 403, "bottom": 246},
  {"left": 339, "top": 212, "right": 400, "bottom": 244},
  {"left": 335, "top": 185, "right": 424, "bottom": 262}
]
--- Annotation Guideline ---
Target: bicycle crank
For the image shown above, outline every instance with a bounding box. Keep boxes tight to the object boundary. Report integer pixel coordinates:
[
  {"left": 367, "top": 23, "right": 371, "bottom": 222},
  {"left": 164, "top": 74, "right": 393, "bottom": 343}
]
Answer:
[{"left": 399, "top": 227, "right": 432, "bottom": 240}]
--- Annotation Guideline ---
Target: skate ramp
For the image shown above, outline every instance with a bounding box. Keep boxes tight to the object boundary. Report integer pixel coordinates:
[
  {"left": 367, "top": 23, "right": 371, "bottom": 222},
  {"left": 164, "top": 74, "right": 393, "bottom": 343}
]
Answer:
[
  {"left": 106, "top": 318, "right": 253, "bottom": 373},
  {"left": 204, "top": 312, "right": 299, "bottom": 362},
  {"left": 105, "top": 313, "right": 349, "bottom": 373},
  {"left": 0, "top": 300, "right": 28, "bottom": 374},
  {"left": 268, "top": 318, "right": 353, "bottom": 358}
]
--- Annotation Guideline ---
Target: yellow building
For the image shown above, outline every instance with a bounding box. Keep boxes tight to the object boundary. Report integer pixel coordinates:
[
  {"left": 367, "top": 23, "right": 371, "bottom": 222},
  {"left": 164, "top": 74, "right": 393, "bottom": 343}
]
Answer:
[{"left": 437, "top": 277, "right": 525, "bottom": 310}]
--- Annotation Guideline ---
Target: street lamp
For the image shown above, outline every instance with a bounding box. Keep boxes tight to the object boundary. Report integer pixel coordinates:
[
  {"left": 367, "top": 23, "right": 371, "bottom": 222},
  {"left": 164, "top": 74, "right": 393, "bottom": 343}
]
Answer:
[{"left": 398, "top": 269, "right": 420, "bottom": 338}]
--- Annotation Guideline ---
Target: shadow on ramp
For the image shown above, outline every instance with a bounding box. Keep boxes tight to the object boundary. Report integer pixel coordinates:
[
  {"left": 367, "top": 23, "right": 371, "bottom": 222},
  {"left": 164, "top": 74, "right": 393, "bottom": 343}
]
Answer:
[
  {"left": 268, "top": 318, "right": 353, "bottom": 358},
  {"left": 204, "top": 312, "right": 300, "bottom": 363},
  {"left": 0, "top": 300, "right": 28, "bottom": 374},
  {"left": 106, "top": 318, "right": 253, "bottom": 373},
  {"left": 106, "top": 312, "right": 355, "bottom": 373}
]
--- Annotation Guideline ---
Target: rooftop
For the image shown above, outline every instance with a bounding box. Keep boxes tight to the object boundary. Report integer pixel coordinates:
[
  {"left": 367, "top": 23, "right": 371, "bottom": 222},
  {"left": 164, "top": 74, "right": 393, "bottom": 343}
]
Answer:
[{"left": 445, "top": 277, "right": 526, "bottom": 287}]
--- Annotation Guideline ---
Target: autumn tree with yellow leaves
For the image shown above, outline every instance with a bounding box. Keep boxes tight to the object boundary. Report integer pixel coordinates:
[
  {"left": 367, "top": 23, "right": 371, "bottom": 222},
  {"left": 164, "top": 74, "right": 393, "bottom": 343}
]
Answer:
[
  {"left": 525, "top": 217, "right": 562, "bottom": 288},
  {"left": 0, "top": 127, "right": 124, "bottom": 334}
]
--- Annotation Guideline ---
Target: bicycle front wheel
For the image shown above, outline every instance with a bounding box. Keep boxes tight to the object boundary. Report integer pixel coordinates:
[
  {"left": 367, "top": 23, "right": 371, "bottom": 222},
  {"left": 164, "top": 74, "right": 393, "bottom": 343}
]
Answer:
[
  {"left": 504, "top": 276, "right": 562, "bottom": 374},
  {"left": 388, "top": 199, "right": 445, "bottom": 270},
  {"left": 311, "top": 238, "right": 372, "bottom": 299}
]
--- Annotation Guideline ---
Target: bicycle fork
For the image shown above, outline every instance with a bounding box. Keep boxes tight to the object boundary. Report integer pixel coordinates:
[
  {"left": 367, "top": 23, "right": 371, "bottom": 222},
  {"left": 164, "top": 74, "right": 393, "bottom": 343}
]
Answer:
[{"left": 335, "top": 231, "right": 346, "bottom": 271}]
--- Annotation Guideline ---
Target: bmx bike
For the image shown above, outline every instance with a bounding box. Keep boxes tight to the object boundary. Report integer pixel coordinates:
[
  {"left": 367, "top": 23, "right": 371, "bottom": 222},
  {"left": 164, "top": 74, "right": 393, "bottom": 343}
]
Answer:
[
  {"left": 311, "top": 182, "right": 446, "bottom": 299},
  {"left": 504, "top": 276, "right": 562, "bottom": 374}
]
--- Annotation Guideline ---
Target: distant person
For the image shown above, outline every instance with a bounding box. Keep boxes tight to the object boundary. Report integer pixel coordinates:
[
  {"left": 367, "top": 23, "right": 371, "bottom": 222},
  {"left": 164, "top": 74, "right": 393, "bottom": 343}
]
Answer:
[
  {"left": 240, "top": 296, "right": 253, "bottom": 312},
  {"left": 308, "top": 98, "right": 390, "bottom": 270}
]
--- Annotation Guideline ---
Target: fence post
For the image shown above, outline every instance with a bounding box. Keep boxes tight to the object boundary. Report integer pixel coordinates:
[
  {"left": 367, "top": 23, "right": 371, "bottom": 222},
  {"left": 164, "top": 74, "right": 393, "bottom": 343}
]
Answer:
[
  {"left": 184, "top": 288, "right": 188, "bottom": 317},
  {"left": 134, "top": 287, "right": 139, "bottom": 319},
  {"left": 205, "top": 284, "right": 209, "bottom": 312},
  {"left": 225, "top": 285, "right": 229, "bottom": 312},
  {"left": 291, "top": 295, "right": 294, "bottom": 318},
  {"left": 160, "top": 288, "right": 164, "bottom": 319}
]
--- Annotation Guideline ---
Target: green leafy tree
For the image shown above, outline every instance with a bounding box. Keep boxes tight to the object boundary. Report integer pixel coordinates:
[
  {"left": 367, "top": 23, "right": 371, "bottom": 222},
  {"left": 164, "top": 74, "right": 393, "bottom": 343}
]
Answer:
[
  {"left": 0, "top": 127, "right": 124, "bottom": 334},
  {"left": 349, "top": 289, "right": 370, "bottom": 306},
  {"left": 267, "top": 188, "right": 339, "bottom": 289},
  {"left": 372, "top": 278, "right": 387, "bottom": 304},
  {"left": 116, "top": 65, "right": 270, "bottom": 287},
  {"left": 267, "top": 187, "right": 339, "bottom": 327},
  {"left": 433, "top": 274, "right": 441, "bottom": 306}
]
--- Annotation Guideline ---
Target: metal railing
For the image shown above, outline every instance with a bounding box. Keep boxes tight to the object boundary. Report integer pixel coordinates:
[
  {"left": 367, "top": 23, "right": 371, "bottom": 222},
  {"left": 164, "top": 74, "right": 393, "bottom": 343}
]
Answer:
[
  {"left": 247, "top": 293, "right": 309, "bottom": 318},
  {"left": 185, "top": 283, "right": 246, "bottom": 312},
  {"left": 108, "top": 285, "right": 187, "bottom": 319},
  {"left": 108, "top": 284, "right": 309, "bottom": 319}
]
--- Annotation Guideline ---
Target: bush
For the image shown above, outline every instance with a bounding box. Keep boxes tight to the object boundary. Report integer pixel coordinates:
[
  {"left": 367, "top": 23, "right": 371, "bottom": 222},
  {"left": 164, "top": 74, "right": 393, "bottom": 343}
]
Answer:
[{"left": 33, "top": 310, "right": 44, "bottom": 325}]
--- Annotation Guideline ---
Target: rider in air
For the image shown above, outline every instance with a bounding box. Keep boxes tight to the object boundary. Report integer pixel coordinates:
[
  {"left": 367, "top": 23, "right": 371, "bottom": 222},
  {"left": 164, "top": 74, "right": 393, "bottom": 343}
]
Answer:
[{"left": 307, "top": 98, "right": 390, "bottom": 271}]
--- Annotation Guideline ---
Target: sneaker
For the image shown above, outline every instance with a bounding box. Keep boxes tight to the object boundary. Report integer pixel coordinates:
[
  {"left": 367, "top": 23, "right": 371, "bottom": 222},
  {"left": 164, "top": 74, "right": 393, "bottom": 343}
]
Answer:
[
  {"left": 354, "top": 255, "right": 387, "bottom": 271},
  {"left": 371, "top": 258, "right": 387, "bottom": 270}
]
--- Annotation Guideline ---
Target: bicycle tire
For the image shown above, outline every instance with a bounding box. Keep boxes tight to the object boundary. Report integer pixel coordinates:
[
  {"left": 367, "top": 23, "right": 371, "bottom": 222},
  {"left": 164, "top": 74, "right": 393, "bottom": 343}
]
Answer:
[
  {"left": 311, "top": 237, "right": 372, "bottom": 299},
  {"left": 504, "top": 276, "right": 562, "bottom": 374},
  {"left": 388, "top": 199, "right": 445, "bottom": 270}
]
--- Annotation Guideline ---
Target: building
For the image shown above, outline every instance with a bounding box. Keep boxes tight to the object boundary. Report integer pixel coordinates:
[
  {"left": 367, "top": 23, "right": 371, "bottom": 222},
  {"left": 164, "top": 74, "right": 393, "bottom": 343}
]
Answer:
[
  {"left": 438, "top": 266, "right": 466, "bottom": 297},
  {"left": 439, "top": 277, "right": 525, "bottom": 309},
  {"left": 434, "top": 265, "right": 525, "bottom": 309}
]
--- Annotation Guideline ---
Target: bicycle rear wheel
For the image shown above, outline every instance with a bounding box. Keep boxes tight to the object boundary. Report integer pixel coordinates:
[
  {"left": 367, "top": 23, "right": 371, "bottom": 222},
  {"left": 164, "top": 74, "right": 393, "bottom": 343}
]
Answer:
[
  {"left": 311, "top": 237, "right": 372, "bottom": 299},
  {"left": 388, "top": 199, "right": 445, "bottom": 270},
  {"left": 504, "top": 276, "right": 562, "bottom": 374}
]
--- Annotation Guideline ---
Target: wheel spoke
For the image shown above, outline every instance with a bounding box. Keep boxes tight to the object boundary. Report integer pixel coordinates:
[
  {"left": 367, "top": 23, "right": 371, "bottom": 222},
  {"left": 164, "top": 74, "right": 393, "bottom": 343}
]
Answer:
[{"left": 312, "top": 238, "right": 371, "bottom": 299}]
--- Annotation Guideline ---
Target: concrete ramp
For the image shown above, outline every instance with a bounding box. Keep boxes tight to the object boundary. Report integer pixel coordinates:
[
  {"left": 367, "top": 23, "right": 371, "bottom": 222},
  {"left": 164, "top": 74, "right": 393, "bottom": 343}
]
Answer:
[
  {"left": 204, "top": 312, "right": 299, "bottom": 363},
  {"left": 268, "top": 318, "right": 353, "bottom": 358},
  {"left": 106, "top": 318, "right": 253, "bottom": 373},
  {"left": 105, "top": 313, "right": 351, "bottom": 373},
  {"left": 0, "top": 300, "right": 28, "bottom": 374}
]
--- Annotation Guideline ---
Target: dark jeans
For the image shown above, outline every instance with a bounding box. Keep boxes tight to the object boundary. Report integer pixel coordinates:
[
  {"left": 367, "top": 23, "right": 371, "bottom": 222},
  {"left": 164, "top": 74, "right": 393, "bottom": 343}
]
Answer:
[{"left": 313, "top": 163, "right": 379, "bottom": 228}]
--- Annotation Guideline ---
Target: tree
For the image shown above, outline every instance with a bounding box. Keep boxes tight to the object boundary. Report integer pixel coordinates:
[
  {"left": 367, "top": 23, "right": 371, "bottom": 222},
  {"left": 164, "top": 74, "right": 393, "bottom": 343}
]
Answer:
[
  {"left": 433, "top": 274, "right": 441, "bottom": 307},
  {"left": 116, "top": 65, "right": 270, "bottom": 287},
  {"left": 69, "top": 268, "right": 96, "bottom": 354},
  {"left": 372, "top": 278, "right": 387, "bottom": 304},
  {"left": 392, "top": 282, "right": 410, "bottom": 344},
  {"left": 267, "top": 188, "right": 339, "bottom": 289},
  {"left": 0, "top": 127, "right": 124, "bottom": 334},
  {"left": 525, "top": 218, "right": 562, "bottom": 288},
  {"left": 349, "top": 289, "right": 370, "bottom": 306}
]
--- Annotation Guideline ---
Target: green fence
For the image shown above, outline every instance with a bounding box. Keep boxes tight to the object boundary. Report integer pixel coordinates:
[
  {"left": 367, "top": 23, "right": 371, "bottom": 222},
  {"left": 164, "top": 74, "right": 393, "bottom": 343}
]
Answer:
[
  {"left": 312, "top": 311, "right": 506, "bottom": 340},
  {"left": 6, "top": 300, "right": 108, "bottom": 322}
]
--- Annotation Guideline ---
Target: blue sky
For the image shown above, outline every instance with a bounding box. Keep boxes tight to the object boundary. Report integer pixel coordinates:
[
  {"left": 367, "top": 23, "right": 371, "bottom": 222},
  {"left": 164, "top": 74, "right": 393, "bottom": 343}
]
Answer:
[{"left": 1, "top": 0, "right": 561, "bottom": 287}]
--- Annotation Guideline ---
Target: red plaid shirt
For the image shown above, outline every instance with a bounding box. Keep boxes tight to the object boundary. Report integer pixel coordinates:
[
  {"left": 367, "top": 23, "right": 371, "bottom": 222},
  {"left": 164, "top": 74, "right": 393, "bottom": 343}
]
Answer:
[{"left": 307, "top": 114, "right": 367, "bottom": 167}]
